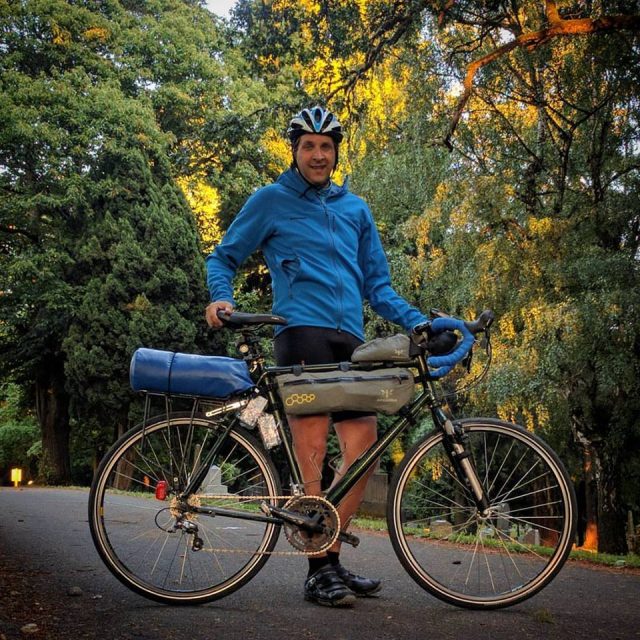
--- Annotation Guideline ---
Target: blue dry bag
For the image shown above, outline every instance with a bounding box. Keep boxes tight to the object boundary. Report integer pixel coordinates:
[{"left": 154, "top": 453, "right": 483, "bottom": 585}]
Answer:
[{"left": 130, "top": 348, "right": 254, "bottom": 398}]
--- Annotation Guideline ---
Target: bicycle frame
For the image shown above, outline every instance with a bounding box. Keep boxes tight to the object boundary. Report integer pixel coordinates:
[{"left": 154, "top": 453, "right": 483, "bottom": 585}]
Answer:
[
  {"left": 176, "top": 330, "right": 490, "bottom": 528},
  {"left": 91, "top": 311, "right": 577, "bottom": 609}
]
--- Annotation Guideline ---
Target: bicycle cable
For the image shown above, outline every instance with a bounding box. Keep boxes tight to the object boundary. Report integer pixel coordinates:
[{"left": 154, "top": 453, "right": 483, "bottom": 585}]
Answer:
[{"left": 440, "top": 332, "right": 492, "bottom": 399}]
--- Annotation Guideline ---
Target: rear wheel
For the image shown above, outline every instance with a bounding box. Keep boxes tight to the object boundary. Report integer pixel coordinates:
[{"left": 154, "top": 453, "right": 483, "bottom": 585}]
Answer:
[
  {"left": 388, "top": 418, "right": 577, "bottom": 609},
  {"left": 89, "top": 413, "right": 281, "bottom": 604}
]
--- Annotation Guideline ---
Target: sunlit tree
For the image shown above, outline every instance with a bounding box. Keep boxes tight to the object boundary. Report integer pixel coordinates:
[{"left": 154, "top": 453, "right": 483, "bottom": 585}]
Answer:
[{"left": 236, "top": 0, "right": 640, "bottom": 552}]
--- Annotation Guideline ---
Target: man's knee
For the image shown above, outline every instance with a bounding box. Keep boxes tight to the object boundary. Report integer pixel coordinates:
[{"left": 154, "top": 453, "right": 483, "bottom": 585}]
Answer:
[{"left": 289, "top": 414, "right": 329, "bottom": 462}]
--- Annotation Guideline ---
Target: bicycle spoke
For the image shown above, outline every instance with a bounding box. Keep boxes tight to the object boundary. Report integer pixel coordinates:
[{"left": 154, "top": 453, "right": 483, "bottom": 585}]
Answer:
[
  {"left": 493, "top": 471, "right": 555, "bottom": 505},
  {"left": 389, "top": 420, "right": 576, "bottom": 609},
  {"left": 90, "top": 416, "right": 281, "bottom": 603}
]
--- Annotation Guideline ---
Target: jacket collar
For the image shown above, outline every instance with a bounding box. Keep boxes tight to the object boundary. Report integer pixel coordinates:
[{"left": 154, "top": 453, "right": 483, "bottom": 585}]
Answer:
[{"left": 277, "top": 168, "right": 348, "bottom": 200}]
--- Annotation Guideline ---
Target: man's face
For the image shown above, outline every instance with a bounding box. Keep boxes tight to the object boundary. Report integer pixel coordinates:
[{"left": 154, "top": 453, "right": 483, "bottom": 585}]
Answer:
[{"left": 294, "top": 133, "right": 336, "bottom": 187}]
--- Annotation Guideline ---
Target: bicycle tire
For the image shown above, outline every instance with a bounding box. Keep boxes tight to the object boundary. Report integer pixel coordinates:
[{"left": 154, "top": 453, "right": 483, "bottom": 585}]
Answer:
[
  {"left": 387, "top": 418, "right": 577, "bottom": 609},
  {"left": 89, "top": 412, "right": 282, "bottom": 604}
]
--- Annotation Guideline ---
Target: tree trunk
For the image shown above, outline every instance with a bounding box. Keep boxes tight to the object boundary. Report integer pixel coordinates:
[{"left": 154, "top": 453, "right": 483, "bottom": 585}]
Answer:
[
  {"left": 572, "top": 423, "right": 628, "bottom": 554},
  {"left": 35, "top": 358, "right": 71, "bottom": 485},
  {"left": 594, "top": 447, "right": 628, "bottom": 554},
  {"left": 575, "top": 441, "right": 598, "bottom": 550}
]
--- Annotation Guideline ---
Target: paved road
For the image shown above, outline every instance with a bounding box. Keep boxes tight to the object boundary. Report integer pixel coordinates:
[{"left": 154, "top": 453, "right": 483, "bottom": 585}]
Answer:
[{"left": 1, "top": 487, "right": 639, "bottom": 640}]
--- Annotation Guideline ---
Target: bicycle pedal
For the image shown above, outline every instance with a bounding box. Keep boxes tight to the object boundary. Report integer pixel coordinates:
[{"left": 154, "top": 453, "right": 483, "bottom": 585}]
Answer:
[{"left": 337, "top": 531, "right": 360, "bottom": 547}]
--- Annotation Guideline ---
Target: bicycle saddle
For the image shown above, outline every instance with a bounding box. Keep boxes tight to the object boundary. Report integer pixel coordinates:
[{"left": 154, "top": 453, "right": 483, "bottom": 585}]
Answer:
[{"left": 217, "top": 311, "right": 288, "bottom": 328}]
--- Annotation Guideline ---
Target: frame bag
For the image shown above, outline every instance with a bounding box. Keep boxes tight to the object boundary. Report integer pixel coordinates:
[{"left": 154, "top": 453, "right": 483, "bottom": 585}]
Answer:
[{"left": 277, "top": 367, "right": 414, "bottom": 415}]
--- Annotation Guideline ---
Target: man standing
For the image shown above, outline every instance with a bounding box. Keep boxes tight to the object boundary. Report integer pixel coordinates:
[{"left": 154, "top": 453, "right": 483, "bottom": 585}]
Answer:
[{"left": 206, "top": 106, "right": 427, "bottom": 606}]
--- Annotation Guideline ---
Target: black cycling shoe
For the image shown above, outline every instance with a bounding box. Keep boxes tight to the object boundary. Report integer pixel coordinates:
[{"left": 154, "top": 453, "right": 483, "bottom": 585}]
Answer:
[
  {"left": 335, "top": 564, "right": 382, "bottom": 597},
  {"left": 304, "top": 565, "right": 356, "bottom": 607}
]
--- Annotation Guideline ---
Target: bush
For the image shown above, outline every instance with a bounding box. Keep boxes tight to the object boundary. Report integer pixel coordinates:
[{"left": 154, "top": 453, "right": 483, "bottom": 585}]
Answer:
[{"left": 0, "top": 384, "right": 40, "bottom": 483}]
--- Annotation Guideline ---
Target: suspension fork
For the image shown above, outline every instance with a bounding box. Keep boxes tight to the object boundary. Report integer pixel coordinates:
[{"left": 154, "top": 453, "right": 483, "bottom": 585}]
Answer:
[{"left": 435, "top": 407, "right": 491, "bottom": 515}]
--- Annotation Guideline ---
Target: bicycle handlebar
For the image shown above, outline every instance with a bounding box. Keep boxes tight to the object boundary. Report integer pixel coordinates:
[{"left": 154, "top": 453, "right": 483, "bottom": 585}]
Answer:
[
  {"left": 215, "top": 307, "right": 494, "bottom": 381},
  {"left": 426, "top": 310, "right": 494, "bottom": 379}
]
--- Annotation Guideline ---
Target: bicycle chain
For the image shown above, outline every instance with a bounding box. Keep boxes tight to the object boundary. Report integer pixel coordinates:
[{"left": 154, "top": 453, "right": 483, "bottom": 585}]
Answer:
[{"left": 171, "top": 494, "right": 341, "bottom": 557}]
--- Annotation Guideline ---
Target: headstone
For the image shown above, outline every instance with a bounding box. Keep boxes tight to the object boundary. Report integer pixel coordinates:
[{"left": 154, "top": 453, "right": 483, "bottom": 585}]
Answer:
[
  {"left": 522, "top": 528, "right": 540, "bottom": 546},
  {"left": 202, "top": 465, "right": 228, "bottom": 494}
]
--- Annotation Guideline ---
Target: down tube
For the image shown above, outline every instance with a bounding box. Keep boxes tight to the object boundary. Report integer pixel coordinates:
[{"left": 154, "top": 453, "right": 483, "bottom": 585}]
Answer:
[{"left": 324, "top": 392, "right": 432, "bottom": 507}]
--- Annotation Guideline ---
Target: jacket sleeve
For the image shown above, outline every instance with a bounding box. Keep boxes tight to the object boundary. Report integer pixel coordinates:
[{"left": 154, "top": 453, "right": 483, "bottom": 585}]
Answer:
[
  {"left": 358, "top": 206, "right": 428, "bottom": 331},
  {"left": 206, "top": 191, "right": 272, "bottom": 304}
]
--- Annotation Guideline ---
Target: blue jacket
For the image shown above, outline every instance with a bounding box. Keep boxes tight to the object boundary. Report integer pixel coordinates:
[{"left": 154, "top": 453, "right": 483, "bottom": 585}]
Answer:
[{"left": 206, "top": 168, "right": 427, "bottom": 341}]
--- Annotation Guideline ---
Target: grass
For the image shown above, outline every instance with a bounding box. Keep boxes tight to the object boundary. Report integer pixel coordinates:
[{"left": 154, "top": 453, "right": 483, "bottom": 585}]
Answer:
[
  {"left": 351, "top": 514, "right": 640, "bottom": 569},
  {"left": 569, "top": 548, "right": 640, "bottom": 568}
]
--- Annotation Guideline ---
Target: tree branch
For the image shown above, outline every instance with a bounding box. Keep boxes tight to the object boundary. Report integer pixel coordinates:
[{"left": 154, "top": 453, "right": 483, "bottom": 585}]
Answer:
[
  {"left": 0, "top": 225, "right": 40, "bottom": 245},
  {"left": 443, "top": 11, "right": 640, "bottom": 149},
  {"left": 328, "top": 7, "right": 418, "bottom": 100}
]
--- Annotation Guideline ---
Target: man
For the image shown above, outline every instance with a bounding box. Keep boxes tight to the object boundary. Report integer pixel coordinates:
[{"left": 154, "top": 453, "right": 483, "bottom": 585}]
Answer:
[{"left": 205, "top": 106, "right": 427, "bottom": 607}]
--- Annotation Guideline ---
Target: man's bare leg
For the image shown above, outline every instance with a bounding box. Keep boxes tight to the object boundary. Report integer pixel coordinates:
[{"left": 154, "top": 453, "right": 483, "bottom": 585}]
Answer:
[
  {"left": 330, "top": 416, "right": 378, "bottom": 551},
  {"left": 328, "top": 416, "right": 382, "bottom": 597},
  {"left": 288, "top": 413, "right": 330, "bottom": 495},
  {"left": 289, "top": 414, "right": 357, "bottom": 606},
  {"left": 288, "top": 414, "right": 378, "bottom": 535}
]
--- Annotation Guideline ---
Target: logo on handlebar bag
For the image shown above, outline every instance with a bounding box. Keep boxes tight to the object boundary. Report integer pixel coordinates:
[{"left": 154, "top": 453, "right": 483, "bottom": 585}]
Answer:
[{"left": 285, "top": 393, "right": 317, "bottom": 407}]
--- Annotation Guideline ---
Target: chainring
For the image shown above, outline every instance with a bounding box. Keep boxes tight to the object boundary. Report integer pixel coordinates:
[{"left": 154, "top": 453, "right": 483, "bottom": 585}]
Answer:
[{"left": 282, "top": 495, "right": 340, "bottom": 554}]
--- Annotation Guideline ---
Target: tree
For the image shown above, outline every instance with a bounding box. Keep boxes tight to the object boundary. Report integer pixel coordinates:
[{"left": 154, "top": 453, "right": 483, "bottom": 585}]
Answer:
[
  {"left": 240, "top": 0, "right": 640, "bottom": 552},
  {"left": 406, "top": 16, "right": 640, "bottom": 553},
  {"left": 0, "top": 1, "right": 210, "bottom": 482}
]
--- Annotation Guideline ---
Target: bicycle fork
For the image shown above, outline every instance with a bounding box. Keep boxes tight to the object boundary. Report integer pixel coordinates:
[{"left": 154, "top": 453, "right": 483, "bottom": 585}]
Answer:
[{"left": 441, "top": 417, "right": 491, "bottom": 516}]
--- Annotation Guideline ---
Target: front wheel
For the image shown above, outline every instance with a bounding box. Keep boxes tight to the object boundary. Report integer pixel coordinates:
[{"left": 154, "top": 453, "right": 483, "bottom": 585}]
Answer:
[
  {"left": 387, "top": 418, "right": 577, "bottom": 609},
  {"left": 89, "top": 413, "right": 282, "bottom": 604}
]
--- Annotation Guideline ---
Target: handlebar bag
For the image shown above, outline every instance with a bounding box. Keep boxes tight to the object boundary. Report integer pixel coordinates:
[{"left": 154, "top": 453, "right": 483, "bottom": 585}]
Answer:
[
  {"left": 276, "top": 367, "right": 414, "bottom": 415},
  {"left": 351, "top": 334, "right": 411, "bottom": 362},
  {"left": 130, "top": 348, "right": 254, "bottom": 398}
]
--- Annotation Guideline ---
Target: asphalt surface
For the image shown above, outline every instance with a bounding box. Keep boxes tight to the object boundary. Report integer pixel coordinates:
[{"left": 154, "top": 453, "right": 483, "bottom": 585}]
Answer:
[{"left": 1, "top": 487, "right": 639, "bottom": 640}]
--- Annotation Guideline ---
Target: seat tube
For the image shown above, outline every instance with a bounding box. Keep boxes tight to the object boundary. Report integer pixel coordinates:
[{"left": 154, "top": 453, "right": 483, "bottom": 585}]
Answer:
[{"left": 264, "top": 378, "right": 303, "bottom": 488}]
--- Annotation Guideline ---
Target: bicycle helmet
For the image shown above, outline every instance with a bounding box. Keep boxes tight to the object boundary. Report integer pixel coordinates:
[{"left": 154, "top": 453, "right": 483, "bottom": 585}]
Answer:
[{"left": 287, "top": 106, "right": 344, "bottom": 144}]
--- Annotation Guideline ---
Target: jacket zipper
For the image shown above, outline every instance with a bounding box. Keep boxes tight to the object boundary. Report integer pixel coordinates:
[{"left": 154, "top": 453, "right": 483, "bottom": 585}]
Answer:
[
  {"left": 283, "top": 372, "right": 412, "bottom": 387},
  {"left": 320, "top": 195, "right": 344, "bottom": 331}
]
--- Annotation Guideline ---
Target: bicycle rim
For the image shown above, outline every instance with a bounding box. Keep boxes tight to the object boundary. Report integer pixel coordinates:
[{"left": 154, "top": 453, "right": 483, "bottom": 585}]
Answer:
[
  {"left": 89, "top": 413, "right": 281, "bottom": 604},
  {"left": 388, "top": 418, "right": 577, "bottom": 609}
]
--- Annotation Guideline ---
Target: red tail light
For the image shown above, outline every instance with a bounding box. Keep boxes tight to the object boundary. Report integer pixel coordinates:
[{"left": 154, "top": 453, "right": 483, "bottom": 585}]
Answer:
[{"left": 155, "top": 480, "right": 168, "bottom": 500}]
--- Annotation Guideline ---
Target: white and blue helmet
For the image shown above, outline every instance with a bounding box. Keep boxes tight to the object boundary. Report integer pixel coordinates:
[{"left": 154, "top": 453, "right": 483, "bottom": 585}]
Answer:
[{"left": 287, "top": 106, "right": 344, "bottom": 143}]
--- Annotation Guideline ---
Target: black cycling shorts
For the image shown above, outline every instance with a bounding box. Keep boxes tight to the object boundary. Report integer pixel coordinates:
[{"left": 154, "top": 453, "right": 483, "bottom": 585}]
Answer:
[{"left": 274, "top": 326, "right": 375, "bottom": 424}]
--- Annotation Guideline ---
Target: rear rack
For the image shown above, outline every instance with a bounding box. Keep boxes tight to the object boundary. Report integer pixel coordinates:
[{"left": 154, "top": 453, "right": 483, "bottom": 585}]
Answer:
[{"left": 138, "top": 391, "right": 251, "bottom": 434}]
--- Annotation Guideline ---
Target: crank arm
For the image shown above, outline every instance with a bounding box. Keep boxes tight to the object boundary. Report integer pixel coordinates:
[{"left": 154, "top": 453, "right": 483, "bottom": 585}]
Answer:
[{"left": 260, "top": 502, "right": 325, "bottom": 533}]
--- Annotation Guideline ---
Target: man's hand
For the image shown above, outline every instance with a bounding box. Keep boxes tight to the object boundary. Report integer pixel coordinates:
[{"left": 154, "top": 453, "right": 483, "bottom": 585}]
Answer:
[{"left": 205, "top": 300, "right": 234, "bottom": 328}]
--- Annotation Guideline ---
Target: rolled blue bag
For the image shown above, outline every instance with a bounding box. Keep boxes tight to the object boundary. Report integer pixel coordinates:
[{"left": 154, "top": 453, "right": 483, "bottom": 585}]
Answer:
[{"left": 130, "top": 348, "right": 254, "bottom": 398}]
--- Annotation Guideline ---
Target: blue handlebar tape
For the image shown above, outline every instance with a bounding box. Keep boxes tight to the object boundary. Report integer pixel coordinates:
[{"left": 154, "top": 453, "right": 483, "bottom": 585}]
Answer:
[{"left": 426, "top": 317, "right": 475, "bottom": 379}]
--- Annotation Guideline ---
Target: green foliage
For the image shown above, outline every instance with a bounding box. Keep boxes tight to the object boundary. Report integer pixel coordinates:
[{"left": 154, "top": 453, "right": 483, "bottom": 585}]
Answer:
[
  {"left": 0, "top": 422, "right": 40, "bottom": 468},
  {"left": 0, "top": 1, "right": 218, "bottom": 479},
  {"left": 0, "top": 384, "right": 40, "bottom": 472}
]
